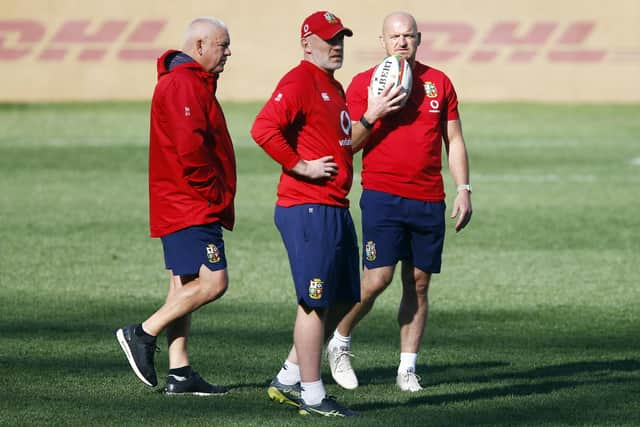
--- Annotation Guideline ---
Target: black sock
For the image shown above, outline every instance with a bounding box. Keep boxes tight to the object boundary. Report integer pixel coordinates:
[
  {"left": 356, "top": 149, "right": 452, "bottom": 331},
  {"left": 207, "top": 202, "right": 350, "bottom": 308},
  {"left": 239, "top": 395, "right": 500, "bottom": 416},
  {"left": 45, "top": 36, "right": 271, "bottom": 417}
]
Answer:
[
  {"left": 134, "top": 324, "right": 156, "bottom": 342},
  {"left": 169, "top": 366, "right": 192, "bottom": 378}
]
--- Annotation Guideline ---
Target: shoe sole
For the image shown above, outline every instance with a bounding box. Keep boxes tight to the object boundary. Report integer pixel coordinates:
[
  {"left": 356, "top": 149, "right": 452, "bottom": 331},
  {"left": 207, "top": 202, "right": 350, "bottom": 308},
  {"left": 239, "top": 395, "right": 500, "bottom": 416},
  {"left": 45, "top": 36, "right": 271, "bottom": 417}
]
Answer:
[
  {"left": 267, "top": 386, "right": 301, "bottom": 407},
  {"left": 298, "top": 408, "right": 348, "bottom": 417},
  {"left": 164, "top": 391, "right": 228, "bottom": 396},
  {"left": 115, "top": 328, "right": 155, "bottom": 387},
  {"left": 397, "top": 386, "right": 424, "bottom": 392},
  {"left": 396, "top": 382, "right": 424, "bottom": 392}
]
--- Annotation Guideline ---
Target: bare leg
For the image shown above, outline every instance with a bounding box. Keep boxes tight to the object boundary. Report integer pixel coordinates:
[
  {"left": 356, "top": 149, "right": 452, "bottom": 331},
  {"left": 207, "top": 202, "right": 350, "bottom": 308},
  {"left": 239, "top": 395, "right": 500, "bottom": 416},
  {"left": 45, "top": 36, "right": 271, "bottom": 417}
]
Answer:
[
  {"left": 167, "top": 314, "right": 191, "bottom": 369},
  {"left": 398, "top": 261, "right": 431, "bottom": 353},
  {"left": 142, "top": 265, "right": 228, "bottom": 336},
  {"left": 294, "top": 304, "right": 326, "bottom": 383},
  {"left": 324, "top": 300, "right": 355, "bottom": 342},
  {"left": 284, "top": 345, "right": 298, "bottom": 365},
  {"left": 334, "top": 265, "right": 395, "bottom": 337},
  {"left": 116, "top": 265, "right": 228, "bottom": 388},
  {"left": 327, "top": 266, "right": 395, "bottom": 390},
  {"left": 161, "top": 274, "right": 192, "bottom": 369}
]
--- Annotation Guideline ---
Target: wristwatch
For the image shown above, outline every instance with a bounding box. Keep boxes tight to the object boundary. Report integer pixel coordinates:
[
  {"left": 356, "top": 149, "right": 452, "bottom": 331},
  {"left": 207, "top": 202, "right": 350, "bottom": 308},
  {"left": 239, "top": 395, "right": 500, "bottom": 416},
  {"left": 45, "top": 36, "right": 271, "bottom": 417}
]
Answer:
[
  {"left": 457, "top": 184, "right": 472, "bottom": 193},
  {"left": 359, "top": 116, "right": 374, "bottom": 130}
]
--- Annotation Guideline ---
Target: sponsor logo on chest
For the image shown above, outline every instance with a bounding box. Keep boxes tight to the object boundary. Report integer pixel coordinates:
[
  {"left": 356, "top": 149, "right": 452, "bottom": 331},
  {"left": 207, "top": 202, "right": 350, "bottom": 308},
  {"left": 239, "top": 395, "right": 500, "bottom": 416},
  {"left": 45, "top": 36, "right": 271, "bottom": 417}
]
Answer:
[
  {"left": 424, "top": 81, "right": 441, "bottom": 113},
  {"left": 339, "top": 110, "right": 352, "bottom": 146}
]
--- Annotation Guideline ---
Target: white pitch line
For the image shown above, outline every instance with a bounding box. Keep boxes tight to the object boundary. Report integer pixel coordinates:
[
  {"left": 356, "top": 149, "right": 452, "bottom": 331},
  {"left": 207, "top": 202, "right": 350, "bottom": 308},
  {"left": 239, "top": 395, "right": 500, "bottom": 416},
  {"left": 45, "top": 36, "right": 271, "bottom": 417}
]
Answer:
[{"left": 631, "top": 157, "right": 640, "bottom": 166}]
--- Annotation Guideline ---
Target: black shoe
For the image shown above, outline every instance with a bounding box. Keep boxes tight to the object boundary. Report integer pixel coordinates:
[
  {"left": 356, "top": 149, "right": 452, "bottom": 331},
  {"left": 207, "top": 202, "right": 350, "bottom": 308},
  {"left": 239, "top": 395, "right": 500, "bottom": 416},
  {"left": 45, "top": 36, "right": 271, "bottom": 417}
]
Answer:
[
  {"left": 267, "top": 377, "right": 303, "bottom": 407},
  {"left": 298, "top": 396, "right": 359, "bottom": 417},
  {"left": 163, "top": 372, "right": 228, "bottom": 396},
  {"left": 115, "top": 324, "right": 158, "bottom": 387}
]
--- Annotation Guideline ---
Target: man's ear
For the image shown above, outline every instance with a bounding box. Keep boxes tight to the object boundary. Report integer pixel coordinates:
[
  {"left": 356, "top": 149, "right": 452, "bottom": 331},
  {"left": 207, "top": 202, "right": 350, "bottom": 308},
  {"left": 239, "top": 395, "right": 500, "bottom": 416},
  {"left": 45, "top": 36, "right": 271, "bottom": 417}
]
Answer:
[{"left": 301, "top": 37, "right": 310, "bottom": 53}]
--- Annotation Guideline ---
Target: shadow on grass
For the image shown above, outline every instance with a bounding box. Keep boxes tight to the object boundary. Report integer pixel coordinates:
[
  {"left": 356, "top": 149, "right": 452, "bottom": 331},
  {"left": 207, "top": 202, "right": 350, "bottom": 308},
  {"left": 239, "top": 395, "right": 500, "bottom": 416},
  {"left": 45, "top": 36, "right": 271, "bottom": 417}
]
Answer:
[
  {"left": 3, "top": 300, "right": 640, "bottom": 425},
  {"left": 352, "top": 358, "right": 640, "bottom": 410},
  {"left": 461, "top": 359, "right": 640, "bottom": 383}
]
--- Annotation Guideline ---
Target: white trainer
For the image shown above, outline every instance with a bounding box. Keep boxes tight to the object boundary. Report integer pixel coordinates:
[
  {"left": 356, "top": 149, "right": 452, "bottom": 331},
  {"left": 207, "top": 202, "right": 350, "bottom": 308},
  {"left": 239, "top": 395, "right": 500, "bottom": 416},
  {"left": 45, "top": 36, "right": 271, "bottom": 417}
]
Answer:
[
  {"left": 327, "top": 346, "right": 358, "bottom": 390},
  {"left": 396, "top": 368, "right": 423, "bottom": 392}
]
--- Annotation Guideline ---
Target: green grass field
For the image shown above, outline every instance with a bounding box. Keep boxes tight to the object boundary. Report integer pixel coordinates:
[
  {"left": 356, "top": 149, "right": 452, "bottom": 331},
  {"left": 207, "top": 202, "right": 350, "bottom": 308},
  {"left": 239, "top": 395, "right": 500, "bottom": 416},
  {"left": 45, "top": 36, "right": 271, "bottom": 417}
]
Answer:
[{"left": 1, "top": 101, "right": 639, "bottom": 426}]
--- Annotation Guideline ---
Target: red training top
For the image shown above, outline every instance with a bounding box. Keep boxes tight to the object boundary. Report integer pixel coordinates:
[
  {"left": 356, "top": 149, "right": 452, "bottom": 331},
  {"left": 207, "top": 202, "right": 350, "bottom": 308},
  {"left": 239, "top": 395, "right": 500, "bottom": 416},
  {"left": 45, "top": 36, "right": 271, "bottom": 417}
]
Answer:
[
  {"left": 251, "top": 60, "right": 354, "bottom": 208},
  {"left": 149, "top": 50, "right": 237, "bottom": 237},
  {"left": 346, "top": 61, "right": 459, "bottom": 202}
]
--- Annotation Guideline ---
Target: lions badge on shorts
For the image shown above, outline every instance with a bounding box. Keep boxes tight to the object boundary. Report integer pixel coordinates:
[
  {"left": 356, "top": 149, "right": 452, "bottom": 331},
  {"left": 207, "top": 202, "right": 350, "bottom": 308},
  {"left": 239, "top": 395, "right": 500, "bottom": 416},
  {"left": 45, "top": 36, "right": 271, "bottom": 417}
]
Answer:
[
  {"left": 365, "top": 241, "right": 377, "bottom": 261},
  {"left": 309, "top": 278, "right": 324, "bottom": 300},
  {"left": 206, "top": 243, "right": 220, "bottom": 264}
]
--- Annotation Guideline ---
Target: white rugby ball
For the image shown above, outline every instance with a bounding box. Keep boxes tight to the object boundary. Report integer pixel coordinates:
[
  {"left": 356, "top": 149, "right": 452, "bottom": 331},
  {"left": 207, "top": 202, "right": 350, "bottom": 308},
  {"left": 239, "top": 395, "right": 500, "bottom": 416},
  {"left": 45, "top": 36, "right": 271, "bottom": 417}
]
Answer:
[{"left": 370, "top": 55, "right": 412, "bottom": 106}]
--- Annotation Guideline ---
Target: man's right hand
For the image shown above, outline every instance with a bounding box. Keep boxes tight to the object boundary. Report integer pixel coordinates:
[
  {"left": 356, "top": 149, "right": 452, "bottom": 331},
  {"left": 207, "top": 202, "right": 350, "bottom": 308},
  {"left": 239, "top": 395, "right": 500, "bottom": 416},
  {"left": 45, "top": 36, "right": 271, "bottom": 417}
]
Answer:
[
  {"left": 290, "top": 156, "right": 338, "bottom": 179},
  {"left": 364, "top": 83, "right": 407, "bottom": 124}
]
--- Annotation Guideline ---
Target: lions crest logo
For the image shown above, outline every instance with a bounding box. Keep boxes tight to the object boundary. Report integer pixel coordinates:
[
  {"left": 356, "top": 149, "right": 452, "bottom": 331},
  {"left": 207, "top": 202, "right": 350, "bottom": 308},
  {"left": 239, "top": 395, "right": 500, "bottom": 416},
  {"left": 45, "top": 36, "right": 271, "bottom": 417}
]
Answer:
[
  {"left": 424, "top": 82, "right": 437, "bottom": 98},
  {"left": 206, "top": 244, "right": 220, "bottom": 264},
  {"left": 324, "top": 12, "right": 337, "bottom": 23},
  {"left": 309, "top": 278, "right": 324, "bottom": 300},
  {"left": 365, "top": 241, "right": 377, "bottom": 261}
]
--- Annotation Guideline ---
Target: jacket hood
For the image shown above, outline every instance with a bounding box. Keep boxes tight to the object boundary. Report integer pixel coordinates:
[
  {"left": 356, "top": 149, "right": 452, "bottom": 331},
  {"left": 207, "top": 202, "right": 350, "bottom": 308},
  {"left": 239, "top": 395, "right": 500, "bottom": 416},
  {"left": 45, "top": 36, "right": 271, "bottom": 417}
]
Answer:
[{"left": 156, "top": 50, "right": 209, "bottom": 79}]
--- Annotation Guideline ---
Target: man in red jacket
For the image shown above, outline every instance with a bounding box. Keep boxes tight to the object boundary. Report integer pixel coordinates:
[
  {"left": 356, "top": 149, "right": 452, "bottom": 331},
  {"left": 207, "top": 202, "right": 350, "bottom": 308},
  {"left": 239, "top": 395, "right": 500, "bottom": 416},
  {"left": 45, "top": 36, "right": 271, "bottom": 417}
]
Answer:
[
  {"left": 116, "top": 17, "right": 236, "bottom": 396},
  {"left": 251, "top": 11, "right": 359, "bottom": 417}
]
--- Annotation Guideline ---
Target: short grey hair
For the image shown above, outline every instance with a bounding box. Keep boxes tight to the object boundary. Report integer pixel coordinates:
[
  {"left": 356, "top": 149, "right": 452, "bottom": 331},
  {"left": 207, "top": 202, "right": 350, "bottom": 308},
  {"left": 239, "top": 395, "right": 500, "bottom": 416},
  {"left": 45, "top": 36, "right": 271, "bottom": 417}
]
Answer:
[{"left": 182, "top": 17, "right": 228, "bottom": 48}]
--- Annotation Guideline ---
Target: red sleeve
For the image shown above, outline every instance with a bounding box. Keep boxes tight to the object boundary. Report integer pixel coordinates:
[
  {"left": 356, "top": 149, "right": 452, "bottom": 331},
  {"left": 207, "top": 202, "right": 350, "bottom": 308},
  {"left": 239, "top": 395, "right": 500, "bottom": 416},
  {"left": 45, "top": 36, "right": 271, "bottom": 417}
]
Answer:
[
  {"left": 346, "top": 72, "right": 368, "bottom": 121},
  {"left": 165, "top": 76, "right": 219, "bottom": 201},
  {"left": 443, "top": 75, "right": 460, "bottom": 121},
  {"left": 250, "top": 79, "right": 305, "bottom": 170}
]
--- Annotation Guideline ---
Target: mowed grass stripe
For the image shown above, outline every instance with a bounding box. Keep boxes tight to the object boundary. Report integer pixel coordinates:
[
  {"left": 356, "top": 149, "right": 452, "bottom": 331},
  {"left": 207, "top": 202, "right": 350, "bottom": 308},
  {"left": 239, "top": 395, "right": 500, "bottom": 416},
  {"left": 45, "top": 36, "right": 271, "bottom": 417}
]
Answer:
[{"left": 0, "top": 102, "right": 638, "bottom": 426}]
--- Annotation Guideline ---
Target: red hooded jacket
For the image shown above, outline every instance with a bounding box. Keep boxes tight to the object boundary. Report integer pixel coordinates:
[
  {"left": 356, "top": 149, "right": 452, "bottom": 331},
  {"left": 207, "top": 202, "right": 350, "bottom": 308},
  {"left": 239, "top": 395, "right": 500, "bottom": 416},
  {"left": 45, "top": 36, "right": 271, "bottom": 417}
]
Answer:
[{"left": 149, "top": 50, "right": 236, "bottom": 237}]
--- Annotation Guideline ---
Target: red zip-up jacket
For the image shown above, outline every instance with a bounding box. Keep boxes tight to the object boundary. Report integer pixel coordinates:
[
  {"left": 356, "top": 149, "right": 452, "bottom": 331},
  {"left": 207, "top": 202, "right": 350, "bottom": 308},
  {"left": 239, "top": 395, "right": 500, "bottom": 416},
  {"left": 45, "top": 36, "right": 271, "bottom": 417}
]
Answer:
[{"left": 149, "top": 50, "right": 236, "bottom": 237}]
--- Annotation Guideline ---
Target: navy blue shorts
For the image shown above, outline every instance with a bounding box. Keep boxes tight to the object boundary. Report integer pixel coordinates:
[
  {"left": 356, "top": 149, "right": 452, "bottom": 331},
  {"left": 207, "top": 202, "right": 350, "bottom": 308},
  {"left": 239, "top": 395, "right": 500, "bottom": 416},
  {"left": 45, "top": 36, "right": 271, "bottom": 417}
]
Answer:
[
  {"left": 275, "top": 204, "right": 360, "bottom": 308},
  {"left": 160, "top": 223, "right": 227, "bottom": 276},
  {"left": 360, "top": 189, "right": 445, "bottom": 273}
]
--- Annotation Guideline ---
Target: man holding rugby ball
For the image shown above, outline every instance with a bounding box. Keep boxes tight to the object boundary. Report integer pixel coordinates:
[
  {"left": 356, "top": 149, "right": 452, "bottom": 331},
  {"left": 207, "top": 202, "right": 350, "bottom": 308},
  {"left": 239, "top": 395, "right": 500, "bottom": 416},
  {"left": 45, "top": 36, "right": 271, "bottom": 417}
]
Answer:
[{"left": 327, "top": 11, "right": 473, "bottom": 392}]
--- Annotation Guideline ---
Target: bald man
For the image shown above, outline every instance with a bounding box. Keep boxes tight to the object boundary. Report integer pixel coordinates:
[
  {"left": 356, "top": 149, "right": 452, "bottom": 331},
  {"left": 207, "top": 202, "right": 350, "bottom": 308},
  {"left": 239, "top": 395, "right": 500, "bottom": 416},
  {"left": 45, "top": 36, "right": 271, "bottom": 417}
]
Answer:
[
  {"left": 327, "top": 11, "right": 472, "bottom": 392},
  {"left": 116, "top": 17, "right": 236, "bottom": 396}
]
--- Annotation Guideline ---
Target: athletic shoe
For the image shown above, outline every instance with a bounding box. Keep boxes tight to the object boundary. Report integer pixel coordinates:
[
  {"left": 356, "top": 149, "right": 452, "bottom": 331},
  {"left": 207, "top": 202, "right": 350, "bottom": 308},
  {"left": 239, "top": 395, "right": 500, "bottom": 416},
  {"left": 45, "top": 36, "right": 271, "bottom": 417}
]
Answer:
[
  {"left": 298, "top": 396, "right": 359, "bottom": 417},
  {"left": 327, "top": 346, "right": 358, "bottom": 389},
  {"left": 115, "top": 324, "right": 158, "bottom": 387},
  {"left": 163, "top": 371, "right": 228, "bottom": 396},
  {"left": 267, "top": 377, "right": 303, "bottom": 407},
  {"left": 396, "top": 368, "right": 423, "bottom": 392}
]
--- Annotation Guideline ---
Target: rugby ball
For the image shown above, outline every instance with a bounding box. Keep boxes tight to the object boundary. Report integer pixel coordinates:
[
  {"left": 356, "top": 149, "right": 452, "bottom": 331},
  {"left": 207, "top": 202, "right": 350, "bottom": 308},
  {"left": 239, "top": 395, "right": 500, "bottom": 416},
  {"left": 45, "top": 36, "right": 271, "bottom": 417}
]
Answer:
[{"left": 370, "top": 55, "right": 412, "bottom": 106}]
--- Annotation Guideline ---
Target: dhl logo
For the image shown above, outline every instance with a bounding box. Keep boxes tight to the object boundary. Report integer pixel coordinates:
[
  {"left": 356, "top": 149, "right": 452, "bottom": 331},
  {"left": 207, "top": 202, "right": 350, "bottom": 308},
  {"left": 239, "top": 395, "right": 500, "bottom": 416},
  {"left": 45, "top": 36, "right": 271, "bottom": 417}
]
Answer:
[
  {"left": 359, "top": 20, "right": 638, "bottom": 63},
  {"left": 0, "top": 19, "right": 166, "bottom": 61},
  {"left": 1, "top": 19, "right": 637, "bottom": 64}
]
